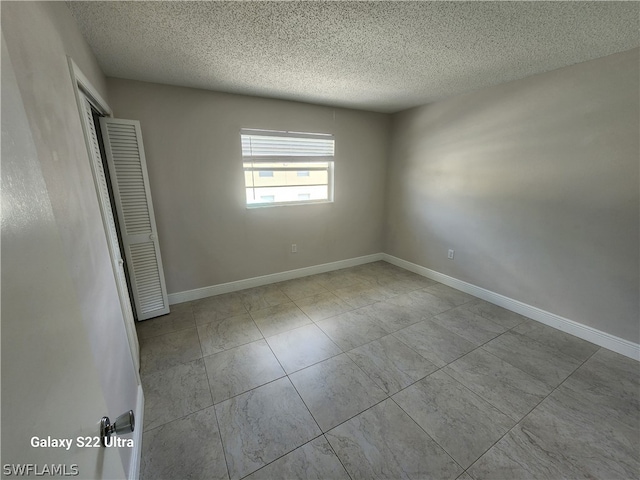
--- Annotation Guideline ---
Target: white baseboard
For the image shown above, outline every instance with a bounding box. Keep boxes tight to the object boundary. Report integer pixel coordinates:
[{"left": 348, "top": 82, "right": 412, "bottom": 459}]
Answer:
[
  {"left": 129, "top": 384, "right": 144, "bottom": 480},
  {"left": 166, "top": 251, "right": 638, "bottom": 361},
  {"left": 167, "top": 253, "right": 384, "bottom": 304},
  {"left": 382, "top": 254, "right": 640, "bottom": 361}
]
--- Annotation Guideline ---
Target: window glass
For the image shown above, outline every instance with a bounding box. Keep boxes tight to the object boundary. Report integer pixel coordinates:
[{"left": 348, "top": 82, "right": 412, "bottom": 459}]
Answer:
[{"left": 241, "top": 129, "right": 334, "bottom": 207}]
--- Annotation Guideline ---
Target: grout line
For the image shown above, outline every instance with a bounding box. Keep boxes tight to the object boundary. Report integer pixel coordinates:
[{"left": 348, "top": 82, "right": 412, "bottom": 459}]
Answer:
[
  {"left": 212, "top": 410, "right": 232, "bottom": 480},
  {"left": 140, "top": 403, "right": 213, "bottom": 435},
  {"left": 194, "top": 328, "right": 232, "bottom": 480},
  {"left": 136, "top": 265, "right": 446, "bottom": 472},
  {"left": 247, "top": 309, "right": 267, "bottom": 341},
  {"left": 292, "top": 297, "right": 358, "bottom": 325},
  {"left": 136, "top": 305, "right": 197, "bottom": 341},
  {"left": 281, "top": 353, "right": 394, "bottom": 440},
  {"left": 285, "top": 375, "right": 325, "bottom": 441},
  {"left": 262, "top": 336, "right": 290, "bottom": 381},
  {"left": 210, "top": 375, "right": 288, "bottom": 407},
  {"left": 340, "top": 350, "right": 391, "bottom": 399},
  {"left": 353, "top": 315, "right": 554, "bottom": 471},
  {"left": 437, "top": 367, "right": 517, "bottom": 424},
  {"left": 323, "top": 433, "right": 354, "bottom": 480},
  {"left": 389, "top": 390, "right": 467, "bottom": 474},
  {"left": 462, "top": 346, "right": 602, "bottom": 476},
  {"left": 136, "top": 322, "right": 196, "bottom": 341},
  {"left": 140, "top": 263, "right": 609, "bottom": 478},
  {"left": 320, "top": 394, "right": 392, "bottom": 434},
  {"left": 495, "top": 323, "right": 596, "bottom": 365},
  {"left": 236, "top": 432, "right": 330, "bottom": 480},
  {"left": 200, "top": 335, "right": 267, "bottom": 362},
  {"left": 278, "top": 348, "right": 346, "bottom": 377},
  {"left": 210, "top": 397, "right": 231, "bottom": 479}
]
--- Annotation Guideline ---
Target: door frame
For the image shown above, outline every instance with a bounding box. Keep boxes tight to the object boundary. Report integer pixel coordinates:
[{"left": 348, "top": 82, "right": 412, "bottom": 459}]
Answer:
[
  {"left": 68, "top": 58, "right": 143, "bottom": 479},
  {"left": 67, "top": 57, "right": 142, "bottom": 379}
]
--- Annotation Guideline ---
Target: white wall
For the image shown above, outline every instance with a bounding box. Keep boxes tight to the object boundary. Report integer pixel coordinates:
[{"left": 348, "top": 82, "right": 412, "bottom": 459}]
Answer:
[
  {"left": 385, "top": 49, "right": 639, "bottom": 344},
  {"left": 2, "top": 2, "right": 140, "bottom": 474},
  {"left": 1, "top": 33, "right": 125, "bottom": 479},
  {"left": 107, "top": 79, "right": 390, "bottom": 294}
]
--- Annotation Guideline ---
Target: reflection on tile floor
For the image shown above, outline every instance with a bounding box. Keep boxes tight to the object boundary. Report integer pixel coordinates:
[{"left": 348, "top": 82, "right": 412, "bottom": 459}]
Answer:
[{"left": 137, "top": 261, "right": 639, "bottom": 479}]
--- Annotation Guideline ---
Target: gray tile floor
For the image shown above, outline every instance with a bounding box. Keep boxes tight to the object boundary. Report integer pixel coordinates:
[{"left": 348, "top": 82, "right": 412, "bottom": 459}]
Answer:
[{"left": 136, "top": 261, "right": 639, "bottom": 480}]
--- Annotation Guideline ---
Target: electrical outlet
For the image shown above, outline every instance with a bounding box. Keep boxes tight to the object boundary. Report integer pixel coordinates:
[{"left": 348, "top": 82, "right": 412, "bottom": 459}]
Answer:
[
  {"left": 291, "top": 244, "right": 297, "bottom": 253},
  {"left": 448, "top": 249, "right": 455, "bottom": 259}
]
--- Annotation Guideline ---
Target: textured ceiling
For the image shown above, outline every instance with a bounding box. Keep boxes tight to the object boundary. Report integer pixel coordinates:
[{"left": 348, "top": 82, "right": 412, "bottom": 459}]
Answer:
[{"left": 67, "top": 1, "right": 639, "bottom": 113}]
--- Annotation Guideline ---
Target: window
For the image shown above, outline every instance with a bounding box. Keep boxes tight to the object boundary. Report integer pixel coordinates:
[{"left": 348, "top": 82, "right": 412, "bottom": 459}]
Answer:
[{"left": 241, "top": 128, "right": 334, "bottom": 207}]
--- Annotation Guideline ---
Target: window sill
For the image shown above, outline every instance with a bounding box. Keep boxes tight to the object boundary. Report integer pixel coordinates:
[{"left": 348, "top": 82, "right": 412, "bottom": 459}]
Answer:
[{"left": 246, "top": 200, "right": 334, "bottom": 209}]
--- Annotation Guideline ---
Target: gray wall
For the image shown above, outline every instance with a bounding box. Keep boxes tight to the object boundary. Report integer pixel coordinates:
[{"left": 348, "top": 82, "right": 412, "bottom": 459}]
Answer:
[
  {"left": 2, "top": 2, "right": 139, "bottom": 474},
  {"left": 385, "top": 49, "right": 639, "bottom": 343},
  {"left": 107, "top": 78, "right": 389, "bottom": 294}
]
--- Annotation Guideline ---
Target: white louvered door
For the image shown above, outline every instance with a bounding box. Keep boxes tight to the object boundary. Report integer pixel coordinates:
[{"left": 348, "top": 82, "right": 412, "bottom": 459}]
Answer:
[
  {"left": 80, "top": 96, "right": 140, "bottom": 370},
  {"left": 99, "top": 117, "right": 170, "bottom": 320}
]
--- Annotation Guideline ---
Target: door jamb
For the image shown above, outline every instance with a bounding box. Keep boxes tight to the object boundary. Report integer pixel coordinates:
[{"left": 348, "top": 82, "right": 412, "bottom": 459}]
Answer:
[
  {"left": 67, "top": 57, "right": 141, "bottom": 381},
  {"left": 68, "top": 57, "right": 143, "bottom": 480}
]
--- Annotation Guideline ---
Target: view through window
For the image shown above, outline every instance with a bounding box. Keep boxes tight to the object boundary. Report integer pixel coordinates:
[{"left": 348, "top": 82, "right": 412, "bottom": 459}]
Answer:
[{"left": 241, "top": 129, "right": 335, "bottom": 206}]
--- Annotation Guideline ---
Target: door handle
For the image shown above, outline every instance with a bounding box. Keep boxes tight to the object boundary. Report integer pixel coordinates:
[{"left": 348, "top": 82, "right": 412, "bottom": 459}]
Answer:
[
  {"left": 100, "top": 410, "right": 134, "bottom": 447},
  {"left": 149, "top": 234, "right": 156, "bottom": 241}
]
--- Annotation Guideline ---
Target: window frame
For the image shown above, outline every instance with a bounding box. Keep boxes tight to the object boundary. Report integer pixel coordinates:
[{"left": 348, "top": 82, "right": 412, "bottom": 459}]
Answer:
[{"left": 241, "top": 128, "right": 335, "bottom": 208}]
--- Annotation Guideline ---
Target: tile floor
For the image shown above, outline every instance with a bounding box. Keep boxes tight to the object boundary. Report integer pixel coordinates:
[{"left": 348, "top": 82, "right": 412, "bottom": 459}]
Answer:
[{"left": 136, "top": 261, "right": 639, "bottom": 480}]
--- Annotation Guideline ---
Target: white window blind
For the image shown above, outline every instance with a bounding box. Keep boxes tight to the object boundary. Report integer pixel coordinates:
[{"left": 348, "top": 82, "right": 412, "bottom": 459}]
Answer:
[{"left": 241, "top": 129, "right": 335, "bottom": 206}]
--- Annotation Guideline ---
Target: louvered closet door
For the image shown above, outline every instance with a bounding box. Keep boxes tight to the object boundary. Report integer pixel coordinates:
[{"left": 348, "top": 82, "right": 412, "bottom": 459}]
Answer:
[
  {"left": 99, "top": 117, "right": 170, "bottom": 320},
  {"left": 80, "top": 98, "right": 140, "bottom": 369}
]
